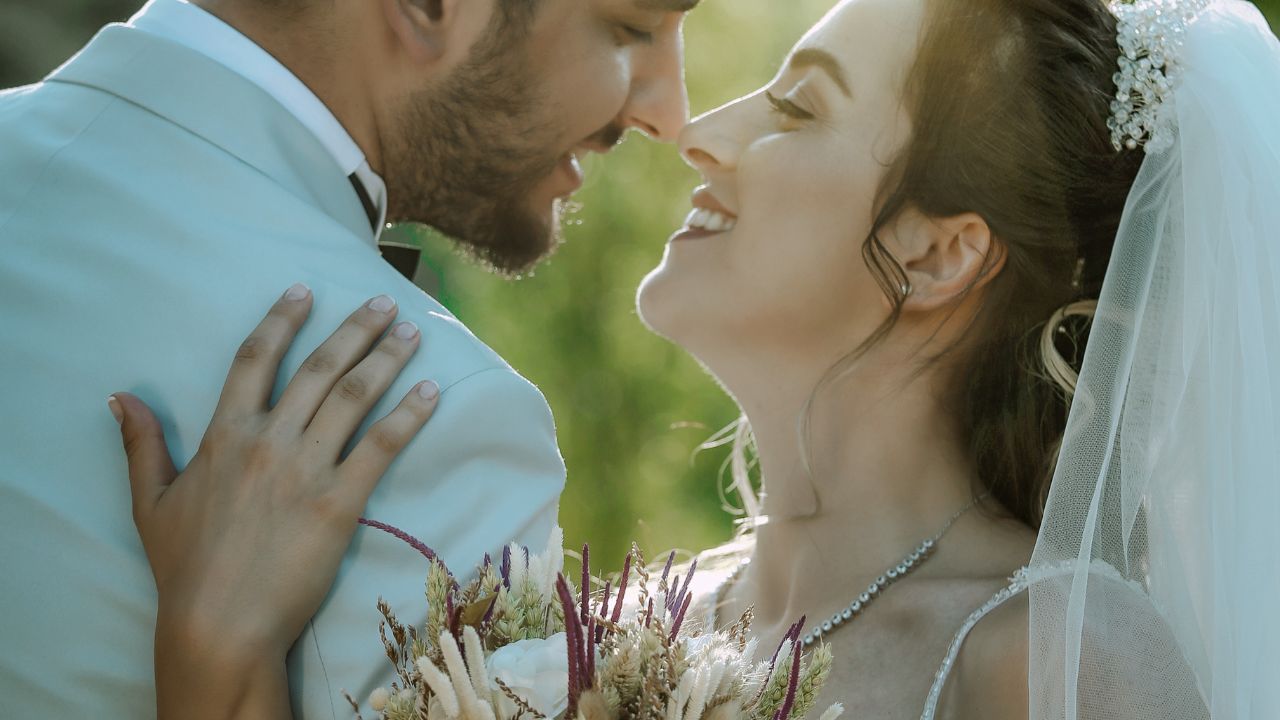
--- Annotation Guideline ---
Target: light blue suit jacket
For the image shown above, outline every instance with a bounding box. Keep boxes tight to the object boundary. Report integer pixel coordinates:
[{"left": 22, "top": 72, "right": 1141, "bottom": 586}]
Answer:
[{"left": 0, "top": 24, "right": 565, "bottom": 719}]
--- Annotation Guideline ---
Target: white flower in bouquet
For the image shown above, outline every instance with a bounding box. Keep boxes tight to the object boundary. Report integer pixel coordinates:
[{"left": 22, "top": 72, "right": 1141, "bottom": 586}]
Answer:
[
  {"left": 504, "top": 527, "right": 564, "bottom": 597},
  {"left": 486, "top": 634, "right": 571, "bottom": 720}
]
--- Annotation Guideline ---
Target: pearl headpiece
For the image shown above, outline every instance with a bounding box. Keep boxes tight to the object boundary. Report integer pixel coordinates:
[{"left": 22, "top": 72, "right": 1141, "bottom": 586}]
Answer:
[{"left": 1107, "top": 0, "right": 1212, "bottom": 153}]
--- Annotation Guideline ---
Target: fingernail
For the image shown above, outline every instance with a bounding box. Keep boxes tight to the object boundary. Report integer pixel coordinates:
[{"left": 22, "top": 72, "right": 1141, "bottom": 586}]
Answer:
[
  {"left": 367, "top": 295, "right": 396, "bottom": 313},
  {"left": 417, "top": 381, "right": 440, "bottom": 401},
  {"left": 283, "top": 283, "right": 311, "bottom": 301},
  {"left": 107, "top": 395, "right": 124, "bottom": 425},
  {"left": 393, "top": 322, "right": 419, "bottom": 340}
]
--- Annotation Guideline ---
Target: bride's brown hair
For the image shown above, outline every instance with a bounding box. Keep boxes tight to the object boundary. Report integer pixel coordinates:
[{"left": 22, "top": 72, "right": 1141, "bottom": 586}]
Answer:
[
  {"left": 721, "top": 0, "right": 1146, "bottom": 532},
  {"left": 859, "top": 0, "right": 1146, "bottom": 527}
]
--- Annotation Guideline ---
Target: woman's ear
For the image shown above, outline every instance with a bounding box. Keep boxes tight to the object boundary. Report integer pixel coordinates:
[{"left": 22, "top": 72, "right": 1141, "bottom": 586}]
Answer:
[
  {"left": 379, "top": 0, "right": 464, "bottom": 65},
  {"left": 887, "top": 210, "right": 1004, "bottom": 311}
]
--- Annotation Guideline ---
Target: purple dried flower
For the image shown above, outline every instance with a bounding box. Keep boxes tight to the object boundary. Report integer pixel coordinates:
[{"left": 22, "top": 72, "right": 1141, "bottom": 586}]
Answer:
[
  {"left": 660, "top": 551, "right": 676, "bottom": 586},
  {"left": 612, "top": 553, "right": 632, "bottom": 625},
  {"left": 769, "top": 618, "right": 802, "bottom": 668},
  {"left": 585, "top": 615, "right": 597, "bottom": 689},
  {"left": 357, "top": 518, "right": 439, "bottom": 563},
  {"left": 581, "top": 544, "right": 591, "bottom": 627},
  {"left": 772, "top": 637, "right": 803, "bottom": 720},
  {"left": 599, "top": 580, "right": 613, "bottom": 621},
  {"left": 556, "top": 574, "right": 586, "bottom": 718},
  {"left": 643, "top": 598, "right": 655, "bottom": 628},
  {"left": 755, "top": 616, "right": 806, "bottom": 707},
  {"left": 597, "top": 581, "right": 612, "bottom": 643},
  {"left": 501, "top": 546, "right": 512, "bottom": 589},
  {"left": 669, "top": 592, "right": 693, "bottom": 642},
  {"left": 674, "top": 558, "right": 698, "bottom": 613},
  {"left": 481, "top": 584, "right": 501, "bottom": 624}
]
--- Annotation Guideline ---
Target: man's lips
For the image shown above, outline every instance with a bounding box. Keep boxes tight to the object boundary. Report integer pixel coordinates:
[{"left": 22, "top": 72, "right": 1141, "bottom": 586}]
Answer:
[{"left": 555, "top": 152, "right": 584, "bottom": 197}]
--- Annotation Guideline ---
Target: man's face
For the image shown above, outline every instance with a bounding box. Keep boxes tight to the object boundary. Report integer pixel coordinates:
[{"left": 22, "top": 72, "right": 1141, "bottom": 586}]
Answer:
[
  {"left": 385, "top": 0, "right": 694, "bottom": 275},
  {"left": 384, "top": 0, "right": 696, "bottom": 272}
]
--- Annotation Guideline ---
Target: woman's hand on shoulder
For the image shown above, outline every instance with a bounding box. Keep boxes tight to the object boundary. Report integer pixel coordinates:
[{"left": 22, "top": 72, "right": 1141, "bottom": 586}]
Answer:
[{"left": 109, "top": 284, "right": 439, "bottom": 715}]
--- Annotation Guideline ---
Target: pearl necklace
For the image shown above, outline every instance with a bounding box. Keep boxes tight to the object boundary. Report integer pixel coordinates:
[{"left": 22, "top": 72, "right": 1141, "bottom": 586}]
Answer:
[{"left": 713, "top": 495, "right": 986, "bottom": 648}]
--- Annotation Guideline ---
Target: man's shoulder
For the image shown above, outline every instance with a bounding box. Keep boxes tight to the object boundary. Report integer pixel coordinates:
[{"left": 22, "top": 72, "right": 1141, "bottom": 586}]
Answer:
[
  {"left": 390, "top": 299, "right": 526, "bottom": 390},
  {"left": 0, "top": 76, "right": 124, "bottom": 157},
  {"left": 0, "top": 78, "right": 120, "bottom": 218}
]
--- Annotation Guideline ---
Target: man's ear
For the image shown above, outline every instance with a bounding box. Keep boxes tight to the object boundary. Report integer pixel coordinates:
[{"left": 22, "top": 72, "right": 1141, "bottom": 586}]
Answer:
[
  {"left": 885, "top": 210, "right": 1005, "bottom": 311},
  {"left": 379, "top": 0, "right": 463, "bottom": 64}
]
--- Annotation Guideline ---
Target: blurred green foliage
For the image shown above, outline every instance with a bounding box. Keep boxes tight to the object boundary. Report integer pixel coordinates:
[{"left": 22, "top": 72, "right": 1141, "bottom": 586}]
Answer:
[{"left": 5, "top": 1, "right": 1278, "bottom": 573}]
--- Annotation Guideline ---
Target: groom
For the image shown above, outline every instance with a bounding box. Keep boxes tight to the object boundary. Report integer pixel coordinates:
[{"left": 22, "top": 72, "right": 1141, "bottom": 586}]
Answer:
[{"left": 0, "top": 0, "right": 692, "bottom": 717}]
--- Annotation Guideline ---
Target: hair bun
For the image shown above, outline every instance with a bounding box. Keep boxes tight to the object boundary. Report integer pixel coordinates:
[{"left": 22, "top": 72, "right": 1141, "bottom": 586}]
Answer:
[{"left": 1040, "top": 299, "right": 1098, "bottom": 397}]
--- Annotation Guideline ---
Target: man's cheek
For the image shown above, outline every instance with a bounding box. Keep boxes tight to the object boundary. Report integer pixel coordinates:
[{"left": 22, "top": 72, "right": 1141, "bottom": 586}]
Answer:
[{"left": 563, "top": 63, "right": 631, "bottom": 137}]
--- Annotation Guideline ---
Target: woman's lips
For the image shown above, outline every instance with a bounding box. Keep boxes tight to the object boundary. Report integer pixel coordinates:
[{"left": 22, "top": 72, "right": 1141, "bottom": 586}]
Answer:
[{"left": 671, "top": 207, "right": 738, "bottom": 242}]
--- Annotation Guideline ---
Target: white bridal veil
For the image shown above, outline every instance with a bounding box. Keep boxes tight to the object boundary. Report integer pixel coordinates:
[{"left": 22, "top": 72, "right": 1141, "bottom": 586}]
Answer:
[{"left": 1029, "top": 0, "right": 1280, "bottom": 717}]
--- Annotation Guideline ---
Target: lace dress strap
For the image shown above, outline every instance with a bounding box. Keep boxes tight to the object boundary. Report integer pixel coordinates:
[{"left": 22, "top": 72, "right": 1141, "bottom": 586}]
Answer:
[{"left": 918, "top": 568, "right": 1035, "bottom": 720}]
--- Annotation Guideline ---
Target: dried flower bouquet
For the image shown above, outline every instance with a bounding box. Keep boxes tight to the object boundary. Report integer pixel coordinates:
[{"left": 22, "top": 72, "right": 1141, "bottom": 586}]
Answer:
[{"left": 345, "top": 525, "right": 841, "bottom": 720}]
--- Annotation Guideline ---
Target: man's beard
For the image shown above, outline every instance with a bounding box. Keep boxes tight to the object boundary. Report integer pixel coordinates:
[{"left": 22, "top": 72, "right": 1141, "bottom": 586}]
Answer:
[{"left": 383, "top": 21, "right": 567, "bottom": 276}]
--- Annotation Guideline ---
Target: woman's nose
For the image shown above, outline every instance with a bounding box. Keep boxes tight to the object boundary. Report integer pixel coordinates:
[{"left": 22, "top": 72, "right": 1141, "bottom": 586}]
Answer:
[{"left": 678, "top": 101, "right": 745, "bottom": 174}]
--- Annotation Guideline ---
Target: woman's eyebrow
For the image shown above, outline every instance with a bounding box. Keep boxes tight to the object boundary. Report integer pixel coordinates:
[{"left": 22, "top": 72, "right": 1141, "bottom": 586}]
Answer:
[{"left": 789, "top": 48, "right": 854, "bottom": 98}]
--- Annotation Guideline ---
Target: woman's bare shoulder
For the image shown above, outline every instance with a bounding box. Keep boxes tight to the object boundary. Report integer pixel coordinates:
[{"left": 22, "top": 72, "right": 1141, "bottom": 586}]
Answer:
[{"left": 945, "top": 587, "right": 1030, "bottom": 720}]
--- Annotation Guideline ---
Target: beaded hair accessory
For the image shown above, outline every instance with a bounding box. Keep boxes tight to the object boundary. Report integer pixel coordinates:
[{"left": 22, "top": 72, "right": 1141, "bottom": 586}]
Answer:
[{"left": 1107, "top": 0, "right": 1212, "bottom": 153}]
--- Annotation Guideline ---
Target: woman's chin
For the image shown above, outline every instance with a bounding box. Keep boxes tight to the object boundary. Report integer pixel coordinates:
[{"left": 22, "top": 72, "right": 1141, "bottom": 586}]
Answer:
[{"left": 636, "top": 264, "right": 692, "bottom": 343}]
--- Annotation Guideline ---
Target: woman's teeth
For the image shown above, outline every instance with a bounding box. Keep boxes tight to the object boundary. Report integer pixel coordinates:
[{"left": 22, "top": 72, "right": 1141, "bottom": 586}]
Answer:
[{"left": 685, "top": 208, "right": 737, "bottom": 233}]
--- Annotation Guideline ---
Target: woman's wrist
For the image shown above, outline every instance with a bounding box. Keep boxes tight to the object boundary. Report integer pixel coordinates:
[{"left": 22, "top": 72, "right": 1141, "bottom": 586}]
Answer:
[
  {"left": 156, "top": 599, "right": 290, "bottom": 666},
  {"left": 155, "top": 605, "right": 291, "bottom": 719}
]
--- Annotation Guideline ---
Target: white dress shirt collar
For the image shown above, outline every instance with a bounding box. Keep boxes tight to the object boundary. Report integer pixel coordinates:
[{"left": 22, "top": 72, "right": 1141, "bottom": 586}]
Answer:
[{"left": 128, "top": 0, "right": 387, "bottom": 241}]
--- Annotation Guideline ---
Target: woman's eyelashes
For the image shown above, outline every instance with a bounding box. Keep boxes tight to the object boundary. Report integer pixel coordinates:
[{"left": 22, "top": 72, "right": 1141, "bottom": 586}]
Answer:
[
  {"left": 618, "top": 24, "right": 656, "bottom": 45},
  {"left": 765, "top": 90, "right": 817, "bottom": 123}
]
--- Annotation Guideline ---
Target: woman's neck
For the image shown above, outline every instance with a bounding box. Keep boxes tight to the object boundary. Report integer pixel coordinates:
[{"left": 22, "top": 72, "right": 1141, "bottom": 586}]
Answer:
[{"left": 721, "top": 344, "right": 979, "bottom": 634}]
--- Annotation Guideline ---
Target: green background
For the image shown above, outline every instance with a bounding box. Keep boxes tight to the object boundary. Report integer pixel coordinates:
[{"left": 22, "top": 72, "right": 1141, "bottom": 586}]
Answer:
[{"left": 6, "top": 1, "right": 1277, "bottom": 571}]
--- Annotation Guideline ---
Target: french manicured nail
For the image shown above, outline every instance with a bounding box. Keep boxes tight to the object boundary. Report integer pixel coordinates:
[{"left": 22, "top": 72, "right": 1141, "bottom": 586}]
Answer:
[
  {"left": 107, "top": 395, "right": 123, "bottom": 425},
  {"left": 283, "top": 283, "right": 310, "bottom": 301},
  {"left": 417, "top": 381, "right": 440, "bottom": 401},
  {"left": 393, "top": 322, "right": 419, "bottom": 340},
  {"left": 368, "top": 295, "right": 396, "bottom": 313}
]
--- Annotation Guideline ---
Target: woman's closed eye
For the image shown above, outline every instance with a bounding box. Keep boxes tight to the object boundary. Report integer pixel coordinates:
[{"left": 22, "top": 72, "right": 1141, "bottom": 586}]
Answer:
[
  {"left": 615, "top": 21, "right": 659, "bottom": 46},
  {"left": 765, "top": 90, "right": 817, "bottom": 123}
]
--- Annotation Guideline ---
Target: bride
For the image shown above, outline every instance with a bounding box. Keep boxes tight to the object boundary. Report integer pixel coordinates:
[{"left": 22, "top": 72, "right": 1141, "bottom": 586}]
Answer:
[{"left": 108, "top": 0, "right": 1279, "bottom": 717}]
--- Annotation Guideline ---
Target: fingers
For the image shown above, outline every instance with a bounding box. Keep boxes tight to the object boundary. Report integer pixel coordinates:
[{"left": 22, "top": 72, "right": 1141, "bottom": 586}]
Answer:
[
  {"left": 110, "top": 392, "right": 179, "bottom": 526},
  {"left": 338, "top": 380, "right": 440, "bottom": 501},
  {"left": 272, "top": 295, "right": 400, "bottom": 432},
  {"left": 302, "top": 321, "right": 422, "bottom": 459},
  {"left": 213, "top": 284, "right": 314, "bottom": 420}
]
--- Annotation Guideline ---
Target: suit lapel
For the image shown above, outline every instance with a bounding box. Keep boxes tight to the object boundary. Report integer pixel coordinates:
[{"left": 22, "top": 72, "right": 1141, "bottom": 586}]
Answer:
[{"left": 46, "top": 25, "right": 375, "bottom": 245}]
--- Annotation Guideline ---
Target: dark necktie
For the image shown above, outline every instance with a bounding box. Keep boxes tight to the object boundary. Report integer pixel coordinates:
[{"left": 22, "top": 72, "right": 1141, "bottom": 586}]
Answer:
[{"left": 349, "top": 173, "right": 420, "bottom": 282}]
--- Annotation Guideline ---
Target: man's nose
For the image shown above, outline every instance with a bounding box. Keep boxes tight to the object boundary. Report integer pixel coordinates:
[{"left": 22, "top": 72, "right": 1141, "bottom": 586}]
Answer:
[{"left": 619, "top": 36, "right": 689, "bottom": 143}]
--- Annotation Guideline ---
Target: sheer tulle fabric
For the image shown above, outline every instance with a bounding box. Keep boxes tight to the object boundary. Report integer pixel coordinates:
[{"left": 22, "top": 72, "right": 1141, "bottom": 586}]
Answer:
[{"left": 1029, "top": 1, "right": 1280, "bottom": 718}]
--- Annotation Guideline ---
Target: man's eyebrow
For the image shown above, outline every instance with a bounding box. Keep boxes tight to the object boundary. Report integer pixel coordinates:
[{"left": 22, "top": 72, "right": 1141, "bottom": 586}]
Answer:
[
  {"left": 789, "top": 48, "right": 853, "bottom": 98},
  {"left": 636, "top": 0, "right": 700, "bottom": 12}
]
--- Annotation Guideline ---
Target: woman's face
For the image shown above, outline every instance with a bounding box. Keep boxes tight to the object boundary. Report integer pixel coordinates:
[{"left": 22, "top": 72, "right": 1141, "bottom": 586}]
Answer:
[{"left": 637, "top": 0, "right": 925, "bottom": 367}]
